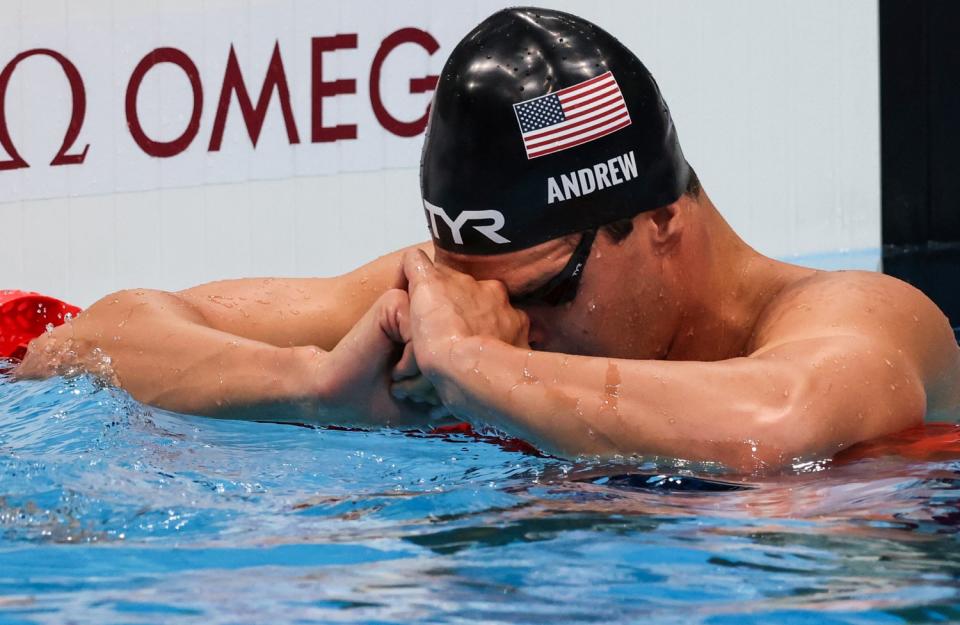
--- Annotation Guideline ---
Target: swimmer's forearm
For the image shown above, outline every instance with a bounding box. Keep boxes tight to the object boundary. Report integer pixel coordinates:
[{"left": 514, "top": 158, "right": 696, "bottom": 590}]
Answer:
[
  {"left": 22, "top": 287, "right": 430, "bottom": 426},
  {"left": 19, "top": 289, "right": 327, "bottom": 419},
  {"left": 423, "top": 337, "right": 714, "bottom": 457},
  {"left": 426, "top": 336, "right": 923, "bottom": 467},
  {"left": 429, "top": 337, "right": 782, "bottom": 464},
  {"left": 139, "top": 343, "right": 327, "bottom": 420}
]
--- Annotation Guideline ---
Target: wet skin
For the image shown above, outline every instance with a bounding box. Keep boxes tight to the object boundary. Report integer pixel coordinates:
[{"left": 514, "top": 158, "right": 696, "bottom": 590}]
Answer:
[
  {"left": 398, "top": 191, "right": 960, "bottom": 468},
  {"left": 17, "top": 191, "right": 960, "bottom": 468},
  {"left": 17, "top": 246, "right": 436, "bottom": 427}
]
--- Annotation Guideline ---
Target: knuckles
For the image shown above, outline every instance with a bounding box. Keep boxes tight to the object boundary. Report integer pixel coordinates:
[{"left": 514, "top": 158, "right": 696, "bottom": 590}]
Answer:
[
  {"left": 407, "top": 266, "right": 528, "bottom": 348},
  {"left": 480, "top": 280, "right": 510, "bottom": 304},
  {"left": 376, "top": 289, "right": 411, "bottom": 344},
  {"left": 379, "top": 288, "right": 410, "bottom": 310}
]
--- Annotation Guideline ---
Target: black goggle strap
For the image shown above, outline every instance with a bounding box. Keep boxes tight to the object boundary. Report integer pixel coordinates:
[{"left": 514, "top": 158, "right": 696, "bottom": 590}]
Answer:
[{"left": 511, "top": 229, "right": 597, "bottom": 306}]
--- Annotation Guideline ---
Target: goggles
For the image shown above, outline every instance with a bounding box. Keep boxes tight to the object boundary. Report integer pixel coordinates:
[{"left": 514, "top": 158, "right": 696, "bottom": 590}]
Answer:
[{"left": 509, "top": 230, "right": 597, "bottom": 307}]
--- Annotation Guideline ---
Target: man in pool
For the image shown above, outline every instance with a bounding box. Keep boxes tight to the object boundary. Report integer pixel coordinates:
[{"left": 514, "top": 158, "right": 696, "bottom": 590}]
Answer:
[{"left": 18, "top": 8, "right": 960, "bottom": 469}]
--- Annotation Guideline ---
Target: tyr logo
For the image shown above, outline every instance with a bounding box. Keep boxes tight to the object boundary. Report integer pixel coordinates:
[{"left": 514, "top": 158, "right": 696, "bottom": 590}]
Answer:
[{"left": 423, "top": 200, "right": 510, "bottom": 245}]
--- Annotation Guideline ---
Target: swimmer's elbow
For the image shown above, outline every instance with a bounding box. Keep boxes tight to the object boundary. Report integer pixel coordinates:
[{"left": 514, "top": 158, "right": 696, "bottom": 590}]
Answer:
[
  {"left": 737, "top": 373, "right": 828, "bottom": 467},
  {"left": 98, "top": 288, "right": 208, "bottom": 326},
  {"left": 746, "top": 393, "right": 864, "bottom": 467}
]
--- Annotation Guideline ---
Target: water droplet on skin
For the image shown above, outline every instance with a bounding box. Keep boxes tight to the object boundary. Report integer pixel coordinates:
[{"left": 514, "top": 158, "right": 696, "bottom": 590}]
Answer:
[
  {"left": 587, "top": 300, "right": 597, "bottom": 312},
  {"left": 45, "top": 323, "right": 54, "bottom": 334},
  {"left": 207, "top": 295, "right": 235, "bottom": 309},
  {"left": 668, "top": 417, "right": 676, "bottom": 425}
]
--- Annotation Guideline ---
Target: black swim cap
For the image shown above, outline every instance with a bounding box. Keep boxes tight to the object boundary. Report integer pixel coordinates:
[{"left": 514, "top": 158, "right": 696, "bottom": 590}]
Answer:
[{"left": 421, "top": 7, "right": 690, "bottom": 255}]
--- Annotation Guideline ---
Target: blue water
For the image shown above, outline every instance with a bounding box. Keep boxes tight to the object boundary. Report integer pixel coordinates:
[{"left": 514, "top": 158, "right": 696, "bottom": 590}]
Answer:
[{"left": 1, "top": 365, "right": 959, "bottom": 625}]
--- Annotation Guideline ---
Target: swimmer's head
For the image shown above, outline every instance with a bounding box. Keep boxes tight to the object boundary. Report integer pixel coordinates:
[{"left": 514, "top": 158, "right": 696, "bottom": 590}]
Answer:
[
  {"left": 420, "top": 6, "right": 690, "bottom": 255},
  {"left": 425, "top": 8, "right": 713, "bottom": 358}
]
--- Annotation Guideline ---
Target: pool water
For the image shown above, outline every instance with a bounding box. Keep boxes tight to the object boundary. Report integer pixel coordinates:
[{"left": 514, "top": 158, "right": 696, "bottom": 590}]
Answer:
[{"left": 1, "top": 366, "right": 959, "bottom": 625}]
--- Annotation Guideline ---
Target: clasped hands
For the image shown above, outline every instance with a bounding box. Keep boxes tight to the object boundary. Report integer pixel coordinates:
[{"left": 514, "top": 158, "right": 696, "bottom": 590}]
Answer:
[
  {"left": 319, "top": 249, "right": 529, "bottom": 425},
  {"left": 393, "top": 249, "right": 530, "bottom": 407}
]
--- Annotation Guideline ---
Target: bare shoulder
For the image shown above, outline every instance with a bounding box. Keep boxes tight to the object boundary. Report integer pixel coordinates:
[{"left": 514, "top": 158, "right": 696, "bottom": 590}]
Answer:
[
  {"left": 754, "top": 270, "right": 951, "bottom": 346},
  {"left": 753, "top": 269, "right": 960, "bottom": 415}
]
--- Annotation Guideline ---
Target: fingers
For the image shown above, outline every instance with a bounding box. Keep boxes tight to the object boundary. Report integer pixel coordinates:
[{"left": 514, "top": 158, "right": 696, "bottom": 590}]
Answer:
[
  {"left": 377, "top": 289, "right": 409, "bottom": 344},
  {"left": 512, "top": 308, "right": 531, "bottom": 348},
  {"left": 393, "top": 341, "right": 419, "bottom": 381},
  {"left": 391, "top": 375, "right": 441, "bottom": 406},
  {"left": 479, "top": 280, "right": 511, "bottom": 308},
  {"left": 401, "top": 249, "right": 528, "bottom": 352},
  {"left": 402, "top": 249, "right": 440, "bottom": 293},
  {"left": 395, "top": 296, "right": 411, "bottom": 344}
]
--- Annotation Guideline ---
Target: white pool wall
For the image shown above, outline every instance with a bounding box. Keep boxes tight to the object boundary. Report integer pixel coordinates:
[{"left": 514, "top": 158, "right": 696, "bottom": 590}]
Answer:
[{"left": 0, "top": 0, "right": 879, "bottom": 306}]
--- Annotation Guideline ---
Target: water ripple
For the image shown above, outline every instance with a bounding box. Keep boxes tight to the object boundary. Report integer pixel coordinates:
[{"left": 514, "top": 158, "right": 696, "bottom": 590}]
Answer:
[{"left": 1, "top": 369, "right": 959, "bottom": 624}]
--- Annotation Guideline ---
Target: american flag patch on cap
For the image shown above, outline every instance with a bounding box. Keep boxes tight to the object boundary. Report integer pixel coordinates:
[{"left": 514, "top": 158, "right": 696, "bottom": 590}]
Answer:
[{"left": 512, "top": 71, "right": 631, "bottom": 160}]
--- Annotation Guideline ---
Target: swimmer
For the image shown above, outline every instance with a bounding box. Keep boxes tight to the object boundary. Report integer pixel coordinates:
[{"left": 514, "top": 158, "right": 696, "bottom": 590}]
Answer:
[{"left": 18, "top": 8, "right": 960, "bottom": 468}]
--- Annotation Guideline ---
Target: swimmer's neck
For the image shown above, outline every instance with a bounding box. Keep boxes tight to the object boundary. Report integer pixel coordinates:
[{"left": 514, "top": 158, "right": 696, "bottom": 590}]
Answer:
[{"left": 663, "top": 196, "right": 814, "bottom": 362}]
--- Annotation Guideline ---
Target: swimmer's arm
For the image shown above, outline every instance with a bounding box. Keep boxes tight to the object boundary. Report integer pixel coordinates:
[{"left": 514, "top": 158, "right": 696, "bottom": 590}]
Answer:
[
  {"left": 18, "top": 288, "right": 320, "bottom": 416},
  {"left": 177, "top": 242, "right": 433, "bottom": 350},
  {"left": 18, "top": 243, "right": 433, "bottom": 420},
  {"left": 423, "top": 335, "right": 926, "bottom": 468},
  {"left": 19, "top": 288, "right": 432, "bottom": 426}
]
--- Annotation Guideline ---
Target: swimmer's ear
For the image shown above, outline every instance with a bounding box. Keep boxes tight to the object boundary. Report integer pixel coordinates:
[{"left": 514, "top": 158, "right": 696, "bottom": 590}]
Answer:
[{"left": 649, "top": 202, "right": 683, "bottom": 254}]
